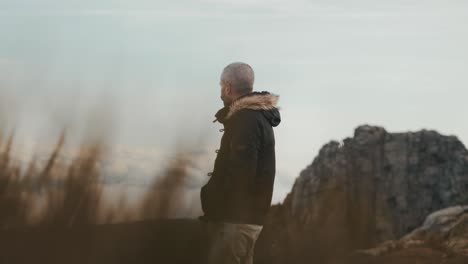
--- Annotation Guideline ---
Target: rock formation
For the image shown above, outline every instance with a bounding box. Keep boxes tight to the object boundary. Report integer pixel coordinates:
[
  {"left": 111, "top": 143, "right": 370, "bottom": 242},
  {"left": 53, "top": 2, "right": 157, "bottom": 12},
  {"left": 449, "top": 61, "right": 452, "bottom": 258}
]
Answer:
[
  {"left": 256, "top": 125, "right": 468, "bottom": 264},
  {"left": 354, "top": 205, "right": 468, "bottom": 264}
]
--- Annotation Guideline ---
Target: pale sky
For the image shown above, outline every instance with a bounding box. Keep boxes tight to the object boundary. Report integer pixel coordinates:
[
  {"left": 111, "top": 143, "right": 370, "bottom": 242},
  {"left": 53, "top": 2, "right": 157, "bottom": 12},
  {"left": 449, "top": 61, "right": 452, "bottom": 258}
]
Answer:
[{"left": 1, "top": 0, "right": 467, "bottom": 203}]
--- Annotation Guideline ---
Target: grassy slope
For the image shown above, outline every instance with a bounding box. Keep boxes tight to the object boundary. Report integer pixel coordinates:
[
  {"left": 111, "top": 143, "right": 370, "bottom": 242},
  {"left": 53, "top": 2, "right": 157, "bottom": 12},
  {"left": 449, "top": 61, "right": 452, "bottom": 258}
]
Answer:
[{"left": 0, "top": 219, "right": 205, "bottom": 264}]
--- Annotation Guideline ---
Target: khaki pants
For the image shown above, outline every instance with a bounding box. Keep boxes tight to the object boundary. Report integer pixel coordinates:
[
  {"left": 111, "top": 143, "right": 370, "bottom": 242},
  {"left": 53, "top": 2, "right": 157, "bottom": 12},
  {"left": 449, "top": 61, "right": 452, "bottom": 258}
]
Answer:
[{"left": 203, "top": 222, "right": 263, "bottom": 264}]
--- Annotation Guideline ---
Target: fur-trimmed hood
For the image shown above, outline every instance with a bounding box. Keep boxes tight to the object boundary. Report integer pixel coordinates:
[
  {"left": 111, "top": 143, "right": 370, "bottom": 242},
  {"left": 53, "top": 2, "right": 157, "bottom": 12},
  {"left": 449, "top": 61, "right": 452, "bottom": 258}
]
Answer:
[{"left": 213, "top": 91, "right": 281, "bottom": 127}]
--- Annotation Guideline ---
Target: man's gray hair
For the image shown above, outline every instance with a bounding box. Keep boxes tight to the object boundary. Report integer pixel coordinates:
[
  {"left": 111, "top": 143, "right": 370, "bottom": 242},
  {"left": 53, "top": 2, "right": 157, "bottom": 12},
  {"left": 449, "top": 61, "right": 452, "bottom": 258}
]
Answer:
[{"left": 221, "top": 62, "right": 255, "bottom": 94}]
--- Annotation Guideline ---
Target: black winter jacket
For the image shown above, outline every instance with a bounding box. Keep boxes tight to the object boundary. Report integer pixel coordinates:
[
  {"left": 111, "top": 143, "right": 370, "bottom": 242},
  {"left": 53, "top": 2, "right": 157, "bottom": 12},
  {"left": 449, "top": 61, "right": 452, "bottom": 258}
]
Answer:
[{"left": 200, "top": 91, "right": 281, "bottom": 225}]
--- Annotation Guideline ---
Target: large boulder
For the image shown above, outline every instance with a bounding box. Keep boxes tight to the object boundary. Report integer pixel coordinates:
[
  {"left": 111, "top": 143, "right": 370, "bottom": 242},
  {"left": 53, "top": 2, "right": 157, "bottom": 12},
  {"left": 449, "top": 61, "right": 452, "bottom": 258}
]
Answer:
[{"left": 256, "top": 125, "right": 468, "bottom": 264}]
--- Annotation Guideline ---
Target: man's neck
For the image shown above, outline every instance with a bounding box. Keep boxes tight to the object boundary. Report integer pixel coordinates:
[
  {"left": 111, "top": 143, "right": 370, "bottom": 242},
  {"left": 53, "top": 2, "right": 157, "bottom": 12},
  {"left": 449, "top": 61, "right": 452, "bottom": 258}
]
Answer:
[
  {"left": 223, "top": 92, "right": 252, "bottom": 107},
  {"left": 231, "top": 92, "right": 251, "bottom": 103}
]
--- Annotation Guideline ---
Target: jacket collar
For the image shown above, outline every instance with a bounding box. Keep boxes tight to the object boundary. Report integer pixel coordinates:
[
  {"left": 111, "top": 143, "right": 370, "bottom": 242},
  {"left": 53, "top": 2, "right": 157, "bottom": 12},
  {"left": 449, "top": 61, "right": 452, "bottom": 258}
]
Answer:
[{"left": 213, "top": 91, "right": 279, "bottom": 124}]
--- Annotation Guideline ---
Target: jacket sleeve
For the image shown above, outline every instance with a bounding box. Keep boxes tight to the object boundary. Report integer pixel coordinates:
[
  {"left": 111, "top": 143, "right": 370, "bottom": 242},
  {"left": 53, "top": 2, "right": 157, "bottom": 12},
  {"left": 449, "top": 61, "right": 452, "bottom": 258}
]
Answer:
[{"left": 224, "top": 111, "right": 261, "bottom": 212}]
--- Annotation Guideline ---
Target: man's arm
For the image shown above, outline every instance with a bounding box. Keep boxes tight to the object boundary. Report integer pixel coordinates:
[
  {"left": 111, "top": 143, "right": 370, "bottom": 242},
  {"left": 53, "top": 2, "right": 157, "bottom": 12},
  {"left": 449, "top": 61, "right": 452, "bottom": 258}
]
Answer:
[{"left": 224, "top": 110, "right": 261, "bottom": 213}]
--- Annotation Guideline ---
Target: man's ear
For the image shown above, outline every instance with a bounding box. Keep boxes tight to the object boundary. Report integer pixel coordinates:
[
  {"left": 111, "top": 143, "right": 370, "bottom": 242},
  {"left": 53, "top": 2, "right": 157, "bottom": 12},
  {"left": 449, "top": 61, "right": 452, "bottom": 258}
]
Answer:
[{"left": 225, "top": 82, "right": 233, "bottom": 95}]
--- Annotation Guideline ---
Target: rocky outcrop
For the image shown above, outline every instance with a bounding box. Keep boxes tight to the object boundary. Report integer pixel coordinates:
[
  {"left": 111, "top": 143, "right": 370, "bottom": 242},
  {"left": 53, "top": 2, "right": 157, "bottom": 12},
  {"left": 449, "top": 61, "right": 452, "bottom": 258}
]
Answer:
[
  {"left": 256, "top": 125, "right": 468, "bottom": 264},
  {"left": 405, "top": 205, "right": 468, "bottom": 255},
  {"left": 353, "top": 205, "right": 468, "bottom": 264}
]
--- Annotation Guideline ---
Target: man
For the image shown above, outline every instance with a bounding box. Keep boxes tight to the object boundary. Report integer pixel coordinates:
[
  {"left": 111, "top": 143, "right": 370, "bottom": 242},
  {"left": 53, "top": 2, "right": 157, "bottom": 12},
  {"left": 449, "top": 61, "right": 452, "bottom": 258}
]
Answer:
[{"left": 200, "top": 62, "right": 281, "bottom": 264}]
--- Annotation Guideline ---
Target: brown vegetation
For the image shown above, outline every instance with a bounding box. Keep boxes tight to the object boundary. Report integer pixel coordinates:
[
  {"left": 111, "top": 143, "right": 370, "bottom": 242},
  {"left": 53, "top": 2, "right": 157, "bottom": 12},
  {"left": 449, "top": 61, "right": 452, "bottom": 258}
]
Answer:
[
  {"left": 0, "top": 129, "right": 198, "bottom": 228},
  {"left": 0, "top": 129, "right": 206, "bottom": 263}
]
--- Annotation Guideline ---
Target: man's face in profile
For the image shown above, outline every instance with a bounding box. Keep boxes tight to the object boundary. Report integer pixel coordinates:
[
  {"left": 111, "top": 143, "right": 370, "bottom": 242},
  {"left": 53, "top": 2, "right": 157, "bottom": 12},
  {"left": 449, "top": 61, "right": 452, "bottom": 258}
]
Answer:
[{"left": 220, "top": 80, "right": 231, "bottom": 106}]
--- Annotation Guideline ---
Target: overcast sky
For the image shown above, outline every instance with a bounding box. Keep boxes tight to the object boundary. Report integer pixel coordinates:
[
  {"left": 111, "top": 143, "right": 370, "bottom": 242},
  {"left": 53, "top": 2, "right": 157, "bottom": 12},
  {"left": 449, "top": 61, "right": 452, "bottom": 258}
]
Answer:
[{"left": 1, "top": 0, "right": 467, "bottom": 203}]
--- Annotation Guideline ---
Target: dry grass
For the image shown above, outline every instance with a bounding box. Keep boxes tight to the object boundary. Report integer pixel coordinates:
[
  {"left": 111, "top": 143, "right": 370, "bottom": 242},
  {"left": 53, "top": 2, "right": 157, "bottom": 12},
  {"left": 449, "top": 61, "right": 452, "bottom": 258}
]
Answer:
[
  {"left": 140, "top": 155, "right": 191, "bottom": 219},
  {"left": 0, "top": 128, "right": 208, "bottom": 264},
  {"left": 0, "top": 132, "right": 31, "bottom": 228},
  {"left": 0, "top": 130, "right": 196, "bottom": 229}
]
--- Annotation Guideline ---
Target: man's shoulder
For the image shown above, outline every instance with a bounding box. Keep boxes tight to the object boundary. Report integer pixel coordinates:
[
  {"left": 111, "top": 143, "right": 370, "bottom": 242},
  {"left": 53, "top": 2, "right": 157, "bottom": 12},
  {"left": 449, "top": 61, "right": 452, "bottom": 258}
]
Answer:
[
  {"left": 226, "top": 110, "right": 264, "bottom": 132},
  {"left": 228, "top": 108, "right": 261, "bottom": 123}
]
